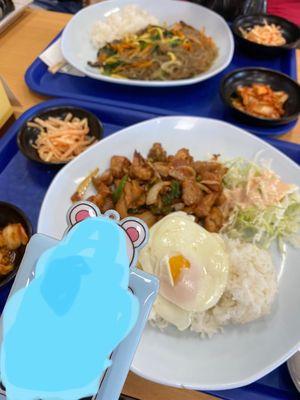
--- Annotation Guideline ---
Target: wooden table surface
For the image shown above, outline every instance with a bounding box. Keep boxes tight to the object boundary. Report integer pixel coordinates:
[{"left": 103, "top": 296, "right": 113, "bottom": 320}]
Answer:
[{"left": 0, "top": 8, "right": 299, "bottom": 400}]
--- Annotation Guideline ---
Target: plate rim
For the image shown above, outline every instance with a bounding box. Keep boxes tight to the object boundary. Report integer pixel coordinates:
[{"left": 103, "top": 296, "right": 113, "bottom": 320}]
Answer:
[{"left": 131, "top": 341, "right": 300, "bottom": 390}]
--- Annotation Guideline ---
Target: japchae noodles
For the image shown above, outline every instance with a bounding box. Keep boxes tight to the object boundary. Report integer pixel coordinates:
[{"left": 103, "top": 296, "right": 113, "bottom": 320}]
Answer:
[{"left": 88, "top": 22, "right": 218, "bottom": 81}]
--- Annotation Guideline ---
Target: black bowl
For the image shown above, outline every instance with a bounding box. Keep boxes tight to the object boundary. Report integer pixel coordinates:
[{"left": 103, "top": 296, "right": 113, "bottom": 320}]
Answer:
[
  {"left": 17, "top": 106, "right": 103, "bottom": 166},
  {"left": 220, "top": 67, "right": 300, "bottom": 126},
  {"left": 232, "top": 14, "right": 300, "bottom": 56},
  {"left": 0, "top": 202, "right": 32, "bottom": 288}
]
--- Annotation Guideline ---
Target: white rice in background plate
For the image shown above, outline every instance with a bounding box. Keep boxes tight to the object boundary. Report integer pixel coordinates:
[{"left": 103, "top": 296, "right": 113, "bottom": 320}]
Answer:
[
  {"left": 150, "top": 237, "right": 278, "bottom": 337},
  {"left": 90, "top": 4, "right": 159, "bottom": 49}
]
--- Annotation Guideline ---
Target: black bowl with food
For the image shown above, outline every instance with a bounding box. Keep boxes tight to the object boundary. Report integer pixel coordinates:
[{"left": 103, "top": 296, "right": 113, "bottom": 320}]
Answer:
[
  {"left": 18, "top": 106, "right": 103, "bottom": 166},
  {"left": 0, "top": 0, "right": 15, "bottom": 22},
  {"left": 232, "top": 14, "right": 300, "bottom": 56},
  {"left": 0, "top": 202, "right": 32, "bottom": 288},
  {"left": 220, "top": 67, "right": 300, "bottom": 126}
]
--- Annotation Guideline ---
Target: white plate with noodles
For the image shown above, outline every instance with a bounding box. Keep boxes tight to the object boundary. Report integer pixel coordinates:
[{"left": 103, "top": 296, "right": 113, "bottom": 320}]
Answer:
[
  {"left": 61, "top": 0, "right": 234, "bottom": 87},
  {"left": 38, "top": 116, "right": 300, "bottom": 390}
]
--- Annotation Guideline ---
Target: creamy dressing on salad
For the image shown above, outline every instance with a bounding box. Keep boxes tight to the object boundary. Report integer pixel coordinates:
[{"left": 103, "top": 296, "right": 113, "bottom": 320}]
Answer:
[{"left": 225, "top": 170, "right": 296, "bottom": 210}]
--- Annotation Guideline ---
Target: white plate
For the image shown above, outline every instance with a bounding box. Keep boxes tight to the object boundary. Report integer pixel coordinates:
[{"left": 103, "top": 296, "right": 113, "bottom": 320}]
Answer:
[
  {"left": 61, "top": 0, "right": 234, "bottom": 87},
  {"left": 38, "top": 117, "right": 300, "bottom": 390}
]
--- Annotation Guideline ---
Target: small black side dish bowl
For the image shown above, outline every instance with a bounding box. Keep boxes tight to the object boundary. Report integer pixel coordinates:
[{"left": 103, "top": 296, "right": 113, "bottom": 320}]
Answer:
[
  {"left": 17, "top": 106, "right": 103, "bottom": 166},
  {"left": 232, "top": 14, "right": 300, "bottom": 56},
  {"left": 220, "top": 67, "right": 300, "bottom": 126},
  {"left": 0, "top": 202, "right": 32, "bottom": 288}
]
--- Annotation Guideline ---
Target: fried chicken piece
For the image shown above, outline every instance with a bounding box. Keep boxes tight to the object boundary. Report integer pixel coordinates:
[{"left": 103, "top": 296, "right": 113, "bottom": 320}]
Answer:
[
  {"left": 0, "top": 246, "right": 14, "bottom": 263},
  {"left": 129, "top": 211, "right": 157, "bottom": 228},
  {"left": 193, "top": 161, "right": 227, "bottom": 176},
  {"left": 200, "top": 171, "right": 222, "bottom": 192},
  {"left": 169, "top": 166, "right": 196, "bottom": 181},
  {"left": 215, "top": 192, "right": 226, "bottom": 206},
  {"left": 182, "top": 180, "right": 203, "bottom": 206},
  {"left": 94, "top": 169, "right": 114, "bottom": 186},
  {"left": 0, "top": 232, "right": 5, "bottom": 247},
  {"left": 0, "top": 263, "right": 14, "bottom": 275},
  {"left": 110, "top": 156, "right": 131, "bottom": 178},
  {"left": 192, "top": 161, "right": 205, "bottom": 174},
  {"left": 153, "top": 162, "right": 170, "bottom": 178},
  {"left": 115, "top": 195, "right": 128, "bottom": 219},
  {"left": 87, "top": 182, "right": 111, "bottom": 209},
  {"left": 130, "top": 151, "right": 153, "bottom": 181},
  {"left": 193, "top": 161, "right": 227, "bottom": 192},
  {"left": 94, "top": 181, "right": 111, "bottom": 197},
  {"left": 100, "top": 197, "right": 113, "bottom": 212},
  {"left": 204, "top": 207, "right": 224, "bottom": 232},
  {"left": 87, "top": 194, "right": 106, "bottom": 209},
  {"left": 124, "top": 180, "right": 146, "bottom": 209},
  {"left": 0, "top": 245, "right": 15, "bottom": 276},
  {"left": 193, "top": 193, "right": 218, "bottom": 218},
  {"left": 147, "top": 143, "right": 167, "bottom": 162},
  {"left": 182, "top": 206, "right": 196, "bottom": 215},
  {"left": 169, "top": 148, "right": 194, "bottom": 167},
  {"left": 174, "top": 148, "right": 194, "bottom": 164},
  {"left": 2, "top": 224, "right": 29, "bottom": 250},
  {"left": 71, "top": 193, "right": 82, "bottom": 203}
]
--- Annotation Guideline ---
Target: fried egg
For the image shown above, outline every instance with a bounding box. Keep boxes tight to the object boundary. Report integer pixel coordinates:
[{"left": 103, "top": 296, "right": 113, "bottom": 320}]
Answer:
[{"left": 139, "top": 212, "right": 229, "bottom": 330}]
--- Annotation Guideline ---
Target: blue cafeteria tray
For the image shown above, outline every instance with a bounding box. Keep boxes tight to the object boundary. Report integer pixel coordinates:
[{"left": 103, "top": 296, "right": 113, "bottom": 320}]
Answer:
[
  {"left": 0, "top": 98, "right": 300, "bottom": 400},
  {"left": 25, "top": 33, "right": 298, "bottom": 138}
]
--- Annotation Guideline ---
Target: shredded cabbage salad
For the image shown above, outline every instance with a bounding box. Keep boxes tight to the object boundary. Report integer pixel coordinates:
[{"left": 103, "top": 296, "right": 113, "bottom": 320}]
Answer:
[{"left": 221, "top": 158, "right": 300, "bottom": 250}]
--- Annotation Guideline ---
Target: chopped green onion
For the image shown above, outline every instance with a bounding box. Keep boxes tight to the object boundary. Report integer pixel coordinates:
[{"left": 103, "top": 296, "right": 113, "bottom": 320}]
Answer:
[
  {"left": 162, "top": 180, "right": 181, "bottom": 206},
  {"left": 112, "top": 175, "right": 128, "bottom": 203}
]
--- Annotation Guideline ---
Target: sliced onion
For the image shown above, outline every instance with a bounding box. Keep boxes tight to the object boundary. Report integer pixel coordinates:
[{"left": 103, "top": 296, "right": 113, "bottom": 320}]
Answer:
[
  {"left": 146, "top": 182, "right": 170, "bottom": 205},
  {"left": 173, "top": 202, "right": 185, "bottom": 211}
]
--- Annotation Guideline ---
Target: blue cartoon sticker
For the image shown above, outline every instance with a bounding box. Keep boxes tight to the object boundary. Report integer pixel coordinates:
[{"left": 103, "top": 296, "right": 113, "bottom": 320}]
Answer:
[{"left": 0, "top": 202, "right": 148, "bottom": 400}]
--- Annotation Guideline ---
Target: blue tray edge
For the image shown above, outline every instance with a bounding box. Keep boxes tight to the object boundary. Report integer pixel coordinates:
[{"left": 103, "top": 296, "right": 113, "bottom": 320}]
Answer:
[
  {"left": 24, "top": 33, "right": 299, "bottom": 139},
  {"left": 2, "top": 98, "right": 300, "bottom": 172}
]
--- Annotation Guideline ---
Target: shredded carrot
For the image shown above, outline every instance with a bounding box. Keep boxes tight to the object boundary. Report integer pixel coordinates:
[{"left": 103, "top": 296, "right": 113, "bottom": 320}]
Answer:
[
  {"left": 240, "top": 20, "right": 286, "bottom": 46},
  {"left": 132, "top": 60, "right": 153, "bottom": 68},
  {"left": 30, "top": 114, "right": 97, "bottom": 163}
]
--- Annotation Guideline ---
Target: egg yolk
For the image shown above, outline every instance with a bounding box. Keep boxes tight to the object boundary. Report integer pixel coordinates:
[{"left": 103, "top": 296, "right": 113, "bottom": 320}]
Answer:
[{"left": 169, "top": 255, "right": 190, "bottom": 284}]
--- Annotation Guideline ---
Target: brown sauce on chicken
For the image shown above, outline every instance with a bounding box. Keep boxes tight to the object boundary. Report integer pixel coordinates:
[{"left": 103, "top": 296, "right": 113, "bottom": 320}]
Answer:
[{"left": 0, "top": 223, "right": 29, "bottom": 276}]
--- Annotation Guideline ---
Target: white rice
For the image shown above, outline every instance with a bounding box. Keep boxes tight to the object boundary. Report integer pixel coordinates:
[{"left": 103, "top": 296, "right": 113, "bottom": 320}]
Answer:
[
  {"left": 90, "top": 4, "right": 159, "bottom": 49},
  {"left": 150, "top": 237, "right": 278, "bottom": 337}
]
